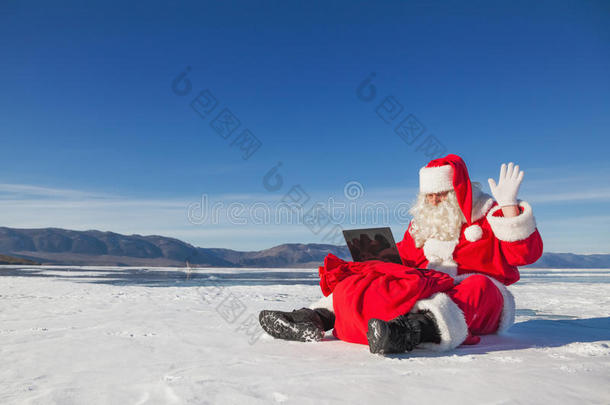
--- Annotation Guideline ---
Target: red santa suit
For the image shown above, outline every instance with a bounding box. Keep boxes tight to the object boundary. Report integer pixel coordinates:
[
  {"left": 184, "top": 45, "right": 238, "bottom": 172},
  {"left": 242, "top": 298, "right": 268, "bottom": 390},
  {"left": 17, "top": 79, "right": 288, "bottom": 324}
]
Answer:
[{"left": 312, "top": 154, "right": 543, "bottom": 350}]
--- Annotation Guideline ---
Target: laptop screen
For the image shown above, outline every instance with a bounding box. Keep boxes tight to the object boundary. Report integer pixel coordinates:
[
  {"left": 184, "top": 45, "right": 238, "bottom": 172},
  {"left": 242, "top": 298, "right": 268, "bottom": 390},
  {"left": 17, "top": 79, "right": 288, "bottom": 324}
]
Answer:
[{"left": 342, "top": 227, "right": 403, "bottom": 265}]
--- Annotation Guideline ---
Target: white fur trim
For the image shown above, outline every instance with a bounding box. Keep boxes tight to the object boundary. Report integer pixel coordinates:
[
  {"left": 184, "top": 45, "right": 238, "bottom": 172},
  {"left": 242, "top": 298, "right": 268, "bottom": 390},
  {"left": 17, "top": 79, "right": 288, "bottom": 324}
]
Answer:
[
  {"left": 426, "top": 260, "right": 458, "bottom": 277},
  {"left": 453, "top": 274, "right": 516, "bottom": 333},
  {"left": 486, "top": 201, "right": 537, "bottom": 242},
  {"left": 464, "top": 224, "right": 483, "bottom": 242},
  {"left": 423, "top": 238, "right": 457, "bottom": 262},
  {"left": 487, "top": 277, "right": 516, "bottom": 333},
  {"left": 411, "top": 293, "right": 468, "bottom": 351},
  {"left": 419, "top": 165, "right": 453, "bottom": 193},
  {"left": 423, "top": 238, "right": 459, "bottom": 277},
  {"left": 308, "top": 293, "right": 334, "bottom": 313},
  {"left": 452, "top": 274, "right": 474, "bottom": 285}
]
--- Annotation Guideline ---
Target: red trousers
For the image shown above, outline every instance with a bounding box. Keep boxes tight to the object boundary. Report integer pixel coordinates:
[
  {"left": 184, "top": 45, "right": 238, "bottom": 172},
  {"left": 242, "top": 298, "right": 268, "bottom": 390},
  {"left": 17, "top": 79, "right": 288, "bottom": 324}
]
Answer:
[{"left": 446, "top": 274, "right": 504, "bottom": 345}]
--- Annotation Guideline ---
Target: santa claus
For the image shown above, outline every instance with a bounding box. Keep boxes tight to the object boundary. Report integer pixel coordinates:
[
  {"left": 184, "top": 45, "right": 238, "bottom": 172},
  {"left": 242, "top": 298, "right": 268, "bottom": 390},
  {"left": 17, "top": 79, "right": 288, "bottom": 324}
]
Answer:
[{"left": 259, "top": 154, "right": 543, "bottom": 354}]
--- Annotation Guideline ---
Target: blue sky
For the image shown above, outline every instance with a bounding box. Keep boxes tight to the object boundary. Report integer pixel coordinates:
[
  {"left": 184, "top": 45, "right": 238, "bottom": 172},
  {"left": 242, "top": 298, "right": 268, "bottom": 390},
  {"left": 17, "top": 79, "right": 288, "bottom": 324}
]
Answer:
[{"left": 1, "top": 1, "right": 609, "bottom": 253}]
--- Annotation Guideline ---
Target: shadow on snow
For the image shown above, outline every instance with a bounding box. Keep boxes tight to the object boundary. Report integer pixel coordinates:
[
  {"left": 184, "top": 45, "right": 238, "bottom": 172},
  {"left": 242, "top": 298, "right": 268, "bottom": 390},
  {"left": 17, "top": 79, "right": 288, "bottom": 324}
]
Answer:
[{"left": 384, "top": 316, "right": 610, "bottom": 359}]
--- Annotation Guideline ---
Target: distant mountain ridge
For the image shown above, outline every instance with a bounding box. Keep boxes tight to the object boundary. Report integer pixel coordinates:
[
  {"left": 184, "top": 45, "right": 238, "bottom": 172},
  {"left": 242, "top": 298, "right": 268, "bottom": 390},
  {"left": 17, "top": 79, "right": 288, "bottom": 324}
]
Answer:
[
  {"left": 0, "top": 227, "right": 350, "bottom": 267},
  {"left": 528, "top": 252, "right": 610, "bottom": 269},
  {"left": 0, "top": 227, "right": 235, "bottom": 267},
  {"left": 0, "top": 226, "right": 608, "bottom": 268},
  {"left": 0, "top": 254, "right": 39, "bottom": 265}
]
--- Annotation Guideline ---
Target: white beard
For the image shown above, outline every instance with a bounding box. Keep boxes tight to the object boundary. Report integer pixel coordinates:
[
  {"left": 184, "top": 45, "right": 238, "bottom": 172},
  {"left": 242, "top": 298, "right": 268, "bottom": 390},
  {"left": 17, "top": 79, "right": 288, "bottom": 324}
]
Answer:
[{"left": 408, "top": 190, "right": 466, "bottom": 248}]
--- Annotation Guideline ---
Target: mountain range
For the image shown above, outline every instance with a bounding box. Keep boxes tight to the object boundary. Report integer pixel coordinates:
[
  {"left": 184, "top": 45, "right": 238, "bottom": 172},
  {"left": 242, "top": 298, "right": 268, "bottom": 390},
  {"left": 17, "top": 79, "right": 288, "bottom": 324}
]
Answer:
[{"left": 0, "top": 227, "right": 608, "bottom": 268}]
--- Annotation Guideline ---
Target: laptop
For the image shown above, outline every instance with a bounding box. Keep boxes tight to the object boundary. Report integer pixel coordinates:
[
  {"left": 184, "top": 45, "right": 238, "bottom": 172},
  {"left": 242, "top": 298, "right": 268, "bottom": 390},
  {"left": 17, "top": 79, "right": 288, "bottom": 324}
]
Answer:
[{"left": 342, "top": 227, "right": 403, "bottom": 265}]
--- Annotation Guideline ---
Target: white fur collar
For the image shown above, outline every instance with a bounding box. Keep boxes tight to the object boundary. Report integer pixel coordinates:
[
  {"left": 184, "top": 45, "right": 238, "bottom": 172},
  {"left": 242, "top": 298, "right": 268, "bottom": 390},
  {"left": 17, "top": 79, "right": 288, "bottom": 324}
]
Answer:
[
  {"left": 423, "top": 238, "right": 459, "bottom": 277},
  {"left": 423, "top": 238, "right": 458, "bottom": 262}
]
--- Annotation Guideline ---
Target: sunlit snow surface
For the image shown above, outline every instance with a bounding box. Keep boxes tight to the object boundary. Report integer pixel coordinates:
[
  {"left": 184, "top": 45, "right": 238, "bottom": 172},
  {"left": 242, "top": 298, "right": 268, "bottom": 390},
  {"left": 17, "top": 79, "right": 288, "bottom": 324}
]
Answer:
[{"left": 1, "top": 266, "right": 609, "bottom": 404}]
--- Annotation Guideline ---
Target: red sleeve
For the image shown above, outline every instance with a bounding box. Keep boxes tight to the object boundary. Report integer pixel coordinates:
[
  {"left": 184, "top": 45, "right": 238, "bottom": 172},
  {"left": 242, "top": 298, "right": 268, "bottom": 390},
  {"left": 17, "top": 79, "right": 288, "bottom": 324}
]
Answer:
[
  {"left": 396, "top": 224, "right": 428, "bottom": 268},
  {"left": 486, "top": 202, "right": 543, "bottom": 267},
  {"left": 497, "top": 229, "right": 543, "bottom": 267}
]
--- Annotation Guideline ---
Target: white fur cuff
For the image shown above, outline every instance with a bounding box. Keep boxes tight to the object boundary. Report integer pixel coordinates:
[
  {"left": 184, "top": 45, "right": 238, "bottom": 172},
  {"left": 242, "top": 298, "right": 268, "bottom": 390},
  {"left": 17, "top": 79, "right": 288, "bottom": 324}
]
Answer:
[
  {"left": 486, "top": 201, "right": 537, "bottom": 242},
  {"left": 411, "top": 293, "right": 468, "bottom": 351}
]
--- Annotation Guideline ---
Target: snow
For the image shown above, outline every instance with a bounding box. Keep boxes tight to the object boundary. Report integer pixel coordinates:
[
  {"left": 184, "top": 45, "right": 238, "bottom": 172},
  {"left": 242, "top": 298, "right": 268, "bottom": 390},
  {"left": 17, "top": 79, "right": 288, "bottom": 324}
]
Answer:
[{"left": 1, "top": 266, "right": 609, "bottom": 404}]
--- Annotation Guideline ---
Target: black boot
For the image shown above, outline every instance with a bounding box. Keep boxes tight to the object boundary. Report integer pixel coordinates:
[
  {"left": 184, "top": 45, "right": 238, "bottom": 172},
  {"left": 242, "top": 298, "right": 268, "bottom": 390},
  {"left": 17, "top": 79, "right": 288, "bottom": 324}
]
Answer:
[
  {"left": 259, "top": 307, "right": 335, "bottom": 342},
  {"left": 367, "top": 311, "right": 440, "bottom": 354}
]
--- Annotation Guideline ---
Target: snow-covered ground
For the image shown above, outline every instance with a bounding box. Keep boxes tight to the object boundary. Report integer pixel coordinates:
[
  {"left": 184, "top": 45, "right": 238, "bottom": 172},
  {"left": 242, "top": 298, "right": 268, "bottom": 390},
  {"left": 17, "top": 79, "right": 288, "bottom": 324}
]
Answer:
[{"left": 1, "top": 266, "right": 609, "bottom": 405}]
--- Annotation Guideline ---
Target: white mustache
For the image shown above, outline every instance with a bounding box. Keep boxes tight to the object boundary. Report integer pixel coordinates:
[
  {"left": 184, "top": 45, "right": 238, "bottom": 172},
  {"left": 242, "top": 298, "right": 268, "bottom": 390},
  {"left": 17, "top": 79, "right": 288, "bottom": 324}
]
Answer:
[{"left": 409, "top": 191, "right": 465, "bottom": 248}]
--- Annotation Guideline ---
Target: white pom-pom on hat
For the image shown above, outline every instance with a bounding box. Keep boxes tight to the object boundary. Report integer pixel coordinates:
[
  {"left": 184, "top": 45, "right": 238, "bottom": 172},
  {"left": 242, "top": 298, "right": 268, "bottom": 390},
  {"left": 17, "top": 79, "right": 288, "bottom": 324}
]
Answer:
[{"left": 464, "top": 224, "right": 483, "bottom": 242}]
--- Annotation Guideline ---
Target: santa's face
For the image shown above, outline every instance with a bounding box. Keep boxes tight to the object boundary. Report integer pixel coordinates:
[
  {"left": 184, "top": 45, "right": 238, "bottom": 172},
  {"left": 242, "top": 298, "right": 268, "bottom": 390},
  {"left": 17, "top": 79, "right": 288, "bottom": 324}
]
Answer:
[
  {"left": 408, "top": 189, "right": 466, "bottom": 248},
  {"left": 425, "top": 191, "right": 449, "bottom": 206}
]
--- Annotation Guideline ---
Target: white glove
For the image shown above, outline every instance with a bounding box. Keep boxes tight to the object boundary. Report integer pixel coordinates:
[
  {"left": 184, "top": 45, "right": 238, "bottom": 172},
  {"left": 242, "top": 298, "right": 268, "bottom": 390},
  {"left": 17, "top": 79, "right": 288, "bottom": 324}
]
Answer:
[{"left": 488, "top": 162, "right": 524, "bottom": 207}]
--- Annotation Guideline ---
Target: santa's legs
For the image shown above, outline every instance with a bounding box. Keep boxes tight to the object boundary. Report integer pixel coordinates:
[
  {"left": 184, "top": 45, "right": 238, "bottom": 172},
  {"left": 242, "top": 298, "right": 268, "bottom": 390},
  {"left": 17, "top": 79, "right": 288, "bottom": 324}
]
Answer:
[{"left": 259, "top": 274, "right": 510, "bottom": 351}]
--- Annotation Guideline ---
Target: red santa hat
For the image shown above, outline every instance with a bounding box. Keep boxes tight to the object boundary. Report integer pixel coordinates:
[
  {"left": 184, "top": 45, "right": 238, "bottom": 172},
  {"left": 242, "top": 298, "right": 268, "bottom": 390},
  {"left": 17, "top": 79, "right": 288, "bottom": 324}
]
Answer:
[{"left": 419, "top": 154, "right": 483, "bottom": 242}]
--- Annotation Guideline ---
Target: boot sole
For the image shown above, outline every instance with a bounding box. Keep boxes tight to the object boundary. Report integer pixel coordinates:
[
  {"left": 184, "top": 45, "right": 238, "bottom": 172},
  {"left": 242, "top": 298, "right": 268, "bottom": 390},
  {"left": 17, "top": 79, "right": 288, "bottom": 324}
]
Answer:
[
  {"left": 259, "top": 310, "right": 324, "bottom": 342},
  {"left": 367, "top": 318, "right": 390, "bottom": 354}
]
